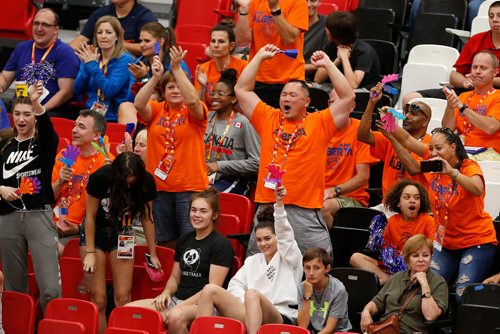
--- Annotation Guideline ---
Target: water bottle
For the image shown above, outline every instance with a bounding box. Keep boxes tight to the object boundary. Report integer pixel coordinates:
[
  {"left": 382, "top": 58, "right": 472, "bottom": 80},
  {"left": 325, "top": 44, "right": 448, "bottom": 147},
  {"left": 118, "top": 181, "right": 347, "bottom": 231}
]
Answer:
[
  {"left": 77, "top": 271, "right": 92, "bottom": 294},
  {"left": 59, "top": 197, "right": 69, "bottom": 221}
]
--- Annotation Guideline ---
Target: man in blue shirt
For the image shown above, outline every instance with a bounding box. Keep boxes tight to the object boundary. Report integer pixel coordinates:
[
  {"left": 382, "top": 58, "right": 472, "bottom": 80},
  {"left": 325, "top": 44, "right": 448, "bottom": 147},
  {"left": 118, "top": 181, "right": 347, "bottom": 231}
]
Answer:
[
  {"left": 69, "top": 0, "right": 157, "bottom": 56},
  {"left": 0, "top": 8, "right": 79, "bottom": 118}
]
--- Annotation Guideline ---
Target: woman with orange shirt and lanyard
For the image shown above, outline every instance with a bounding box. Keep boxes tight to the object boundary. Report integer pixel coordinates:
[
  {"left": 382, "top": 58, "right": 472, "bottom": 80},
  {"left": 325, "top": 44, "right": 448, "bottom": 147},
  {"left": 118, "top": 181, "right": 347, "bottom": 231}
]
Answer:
[
  {"left": 204, "top": 68, "right": 260, "bottom": 196},
  {"left": 195, "top": 25, "right": 247, "bottom": 108},
  {"left": 134, "top": 46, "right": 208, "bottom": 245},
  {"left": 387, "top": 127, "right": 497, "bottom": 301},
  {"left": 74, "top": 16, "right": 133, "bottom": 123}
]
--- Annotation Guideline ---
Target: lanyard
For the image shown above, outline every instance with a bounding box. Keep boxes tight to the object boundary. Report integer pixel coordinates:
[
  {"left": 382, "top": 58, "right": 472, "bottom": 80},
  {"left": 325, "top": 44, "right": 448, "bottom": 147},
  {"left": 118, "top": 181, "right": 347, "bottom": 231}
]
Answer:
[
  {"left": 121, "top": 212, "right": 132, "bottom": 229},
  {"left": 270, "top": 115, "right": 306, "bottom": 168},
  {"left": 159, "top": 105, "right": 184, "bottom": 162},
  {"left": 97, "top": 59, "right": 108, "bottom": 101},
  {"left": 206, "top": 111, "right": 235, "bottom": 162},
  {"left": 31, "top": 39, "right": 56, "bottom": 64}
]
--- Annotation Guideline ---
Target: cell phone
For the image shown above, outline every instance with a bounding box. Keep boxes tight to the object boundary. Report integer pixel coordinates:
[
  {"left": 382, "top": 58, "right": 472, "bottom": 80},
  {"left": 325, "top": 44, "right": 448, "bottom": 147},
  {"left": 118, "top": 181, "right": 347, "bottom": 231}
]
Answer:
[
  {"left": 154, "top": 42, "right": 161, "bottom": 56},
  {"left": 145, "top": 253, "right": 156, "bottom": 268},
  {"left": 420, "top": 160, "right": 444, "bottom": 173}
]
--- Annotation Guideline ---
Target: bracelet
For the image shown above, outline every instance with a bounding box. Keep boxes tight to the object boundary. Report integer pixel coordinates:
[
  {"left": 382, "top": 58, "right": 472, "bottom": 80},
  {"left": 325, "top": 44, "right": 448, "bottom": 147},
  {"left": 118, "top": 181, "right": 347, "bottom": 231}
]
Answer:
[
  {"left": 271, "top": 8, "right": 282, "bottom": 16},
  {"left": 86, "top": 250, "right": 96, "bottom": 254},
  {"left": 238, "top": 11, "right": 248, "bottom": 15},
  {"left": 395, "top": 146, "right": 404, "bottom": 154},
  {"left": 451, "top": 169, "right": 459, "bottom": 180}
]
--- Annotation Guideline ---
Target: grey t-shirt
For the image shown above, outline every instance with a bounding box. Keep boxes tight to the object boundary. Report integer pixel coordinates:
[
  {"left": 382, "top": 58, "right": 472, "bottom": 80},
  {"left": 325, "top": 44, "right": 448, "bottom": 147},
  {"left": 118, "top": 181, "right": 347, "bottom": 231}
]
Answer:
[{"left": 297, "top": 274, "right": 352, "bottom": 333}]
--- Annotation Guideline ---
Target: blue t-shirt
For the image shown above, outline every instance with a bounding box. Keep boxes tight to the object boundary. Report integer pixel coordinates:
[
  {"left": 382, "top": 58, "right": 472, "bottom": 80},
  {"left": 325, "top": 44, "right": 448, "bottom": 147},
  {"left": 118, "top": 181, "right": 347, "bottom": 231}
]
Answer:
[
  {"left": 3, "top": 39, "right": 80, "bottom": 105},
  {"left": 0, "top": 100, "right": 9, "bottom": 130},
  {"left": 81, "top": 3, "right": 157, "bottom": 43},
  {"left": 74, "top": 52, "right": 133, "bottom": 122}
]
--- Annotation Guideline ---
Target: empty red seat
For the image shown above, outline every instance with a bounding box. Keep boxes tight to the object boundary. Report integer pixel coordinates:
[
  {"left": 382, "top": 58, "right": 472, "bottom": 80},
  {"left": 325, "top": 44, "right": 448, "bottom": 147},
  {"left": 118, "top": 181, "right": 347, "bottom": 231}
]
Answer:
[
  {"left": 2, "top": 291, "right": 36, "bottom": 334},
  {"left": 38, "top": 319, "right": 86, "bottom": 334},
  {"left": 189, "top": 316, "right": 245, "bottom": 334},
  {"left": 44, "top": 298, "right": 99, "bottom": 334}
]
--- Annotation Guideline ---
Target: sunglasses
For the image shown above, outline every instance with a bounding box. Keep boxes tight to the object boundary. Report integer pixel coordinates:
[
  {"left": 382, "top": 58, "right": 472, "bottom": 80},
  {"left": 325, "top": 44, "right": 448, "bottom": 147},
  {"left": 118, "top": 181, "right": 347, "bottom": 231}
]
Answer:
[{"left": 403, "top": 103, "right": 428, "bottom": 119}]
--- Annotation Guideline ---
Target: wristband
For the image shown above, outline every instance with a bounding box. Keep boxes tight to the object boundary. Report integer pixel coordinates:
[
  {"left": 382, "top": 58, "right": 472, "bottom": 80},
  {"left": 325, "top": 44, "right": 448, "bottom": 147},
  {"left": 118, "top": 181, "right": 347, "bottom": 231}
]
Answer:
[
  {"left": 459, "top": 104, "right": 468, "bottom": 115},
  {"left": 271, "top": 8, "right": 282, "bottom": 16},
  {"left": 303, "top": 296, "right": 312, "bottom": 301},
  {"left": 451, "top": 169, "right": 459, "bottom": 180}
]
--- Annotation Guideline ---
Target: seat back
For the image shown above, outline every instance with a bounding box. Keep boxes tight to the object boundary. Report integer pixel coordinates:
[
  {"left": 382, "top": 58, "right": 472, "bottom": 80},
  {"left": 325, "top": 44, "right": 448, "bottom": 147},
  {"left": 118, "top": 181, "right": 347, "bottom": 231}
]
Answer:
[
  {"left": 52, "top": 117, "right": 75, "bottom": 141},
  {"left": 358, "top": 0, "right": 407, "bottom": 26},
  {"left": 409, "top": 97, "right": 448, "bottom": 123},
  {"left": 189, "top": 316, "right": 246, "bottom": 334},
  {"left": 175, "top": 0, "right": 227, "bottom": 28},
  {"left": 177, "top": 41, "right": 208, "bottom": 76},
  {"left": 477, "top": 161, "right": 500, "bottom": 183},
  {"left": 330, "top": 267, "right": 379, "bottom": 332},
  {"left": 409, "top": 12, "right": 458, "bottom": 49},
  {"left": 106, "top": 122, "right": 127, "bottom": 144},
  {"left": 463, "top": 284, "right": 500, "bottom": 307},
  {"left": 318, "top": 3, "right": 338, "bottom": 15},
  {"left": 256, "top": 324, "right": 309, "bottom": 334},
  {"left": 407, "top": 44, "right": 460, "bottom": 70},
  {"left": 62, "top": 238, "right": 82, "bottom": 258},
  {"left": 108, "top": 306, "right": 164, "bottom": 334},
  {"left": 59, "top": 257, "right": 91, "bottom": 300},
  {"left": 216, "top": 214, "right": 244, "bottom": 259},
  {"left": 355, "top": 7, "right": 395, "bottom": 42},
  {"left": 478, "top": 0, "right": 496, "bottom": 16},
  {"left": 219, "top": 192, "right": 253, "bottom": 233},
  {"left": 2, "top": 291, "right": 36, "bottom": 334},
  {"left": 331, "top": 207, "right": 384, "bottom": 267},
  {"left": 45, "top": 298, "right": 99, "bottom": 334},
  {"left": 176, "top": 24, "right": 211, "bottom": 44},
  {"left": 484, "top": 181, "right": 500, "bottom": 220},
  {"left": 308, "top": 87, "right": 330, "bottom": 112},
  {"left": 363, "top": 39, "right": 399, "bottom": 74},
  {"left": 454, "top": 304, "right": 500, "bottom": 334},
  {"left": 105, "top": 328, "right": 148, "bottom": 334},
  {"left": 38, "top": 319, "right": 86, "bottom": 334},
  {"left": 421, "top": 0, "right": 467, "bottom": 29},
  {"left": 0, "top": 0, "right": 36, "bottom": 41},
  {"left": 471, "top": 15, "right": 491, "bottom": 36}
]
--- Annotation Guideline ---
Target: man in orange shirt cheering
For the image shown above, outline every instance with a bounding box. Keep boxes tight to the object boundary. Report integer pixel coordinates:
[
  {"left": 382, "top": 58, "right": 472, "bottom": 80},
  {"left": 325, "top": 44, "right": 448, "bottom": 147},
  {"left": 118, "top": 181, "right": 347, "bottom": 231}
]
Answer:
[{"left": 235, "top": 44, "right": 355, "bottom": 255}]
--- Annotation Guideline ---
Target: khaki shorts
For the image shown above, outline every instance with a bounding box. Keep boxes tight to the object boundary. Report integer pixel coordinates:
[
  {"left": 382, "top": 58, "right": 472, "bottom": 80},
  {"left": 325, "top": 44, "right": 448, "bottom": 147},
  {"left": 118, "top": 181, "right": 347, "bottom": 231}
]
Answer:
[{"left": 335, "top": 196, "right": 364, "bottom": 209}]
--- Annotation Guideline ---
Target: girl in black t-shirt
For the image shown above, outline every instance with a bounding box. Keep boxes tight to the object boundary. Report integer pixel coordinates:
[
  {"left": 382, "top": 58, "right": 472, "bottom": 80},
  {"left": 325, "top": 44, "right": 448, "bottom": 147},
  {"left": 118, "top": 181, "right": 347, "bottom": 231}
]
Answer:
[
  {"left": 127, "top": 188, "right": 234, "bottom": 334},
  {"left": 83, "top": 152, "right": 159, "bottom": 332}
]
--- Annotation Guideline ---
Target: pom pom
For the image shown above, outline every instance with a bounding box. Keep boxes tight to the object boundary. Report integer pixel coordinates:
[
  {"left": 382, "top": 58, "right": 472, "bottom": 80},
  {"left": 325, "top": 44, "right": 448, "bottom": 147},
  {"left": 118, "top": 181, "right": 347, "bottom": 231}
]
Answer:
[
  {"left": 381, "top": 245, "right": 407, "bottom": 274},
  {"left": 264, "top": 163, "right": 286, "bottom": 187},
  {"left": 58, "top": 145, "right": 80, "bottom": 167},
  {"left": 20, "top": 62, "right": 56, "bottom": 86},
  {"left": 381, "top": 112, "right": 397, "bottom": 133},
  {"left": 278, "top": 49, "right": 298, "bottom": 59},
  {"left": 381, "top": 74, "right": 399, "bottom": 84},
  {"left": 382, "top": 84, "right": 399, "bottom": 95},
  {"left": 366, "top": 214, "right": 387, "bottom": 252}
]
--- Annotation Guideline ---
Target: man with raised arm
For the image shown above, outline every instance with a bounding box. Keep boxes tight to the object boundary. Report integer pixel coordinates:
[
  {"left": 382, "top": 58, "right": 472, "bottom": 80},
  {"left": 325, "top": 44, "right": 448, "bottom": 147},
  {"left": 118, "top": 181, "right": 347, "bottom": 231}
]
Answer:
[{"left": 235, "top": 44, "right": 355, "bottom": 255}]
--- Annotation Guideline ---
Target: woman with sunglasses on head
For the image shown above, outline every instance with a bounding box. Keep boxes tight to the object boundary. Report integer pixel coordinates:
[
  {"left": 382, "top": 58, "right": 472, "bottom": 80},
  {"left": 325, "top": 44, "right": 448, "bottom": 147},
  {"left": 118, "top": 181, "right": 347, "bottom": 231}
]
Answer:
[
  {"left": 360, "top": 235, "right": 448, "bottom": 334},
  {"left": 74, "top": 15, "right": 134, "bottom": 124},
  {"left": 379, "top": 120, "right": 497, "bottom": 302},
  {"left": 204, "top": 68, "right": 259, "bottom": 196},
  {"left": 195, "top": 24, "right": 247, "bottom": 107},
  {"left": 0, "top": 82, "right": 60, "bottom": 314}
]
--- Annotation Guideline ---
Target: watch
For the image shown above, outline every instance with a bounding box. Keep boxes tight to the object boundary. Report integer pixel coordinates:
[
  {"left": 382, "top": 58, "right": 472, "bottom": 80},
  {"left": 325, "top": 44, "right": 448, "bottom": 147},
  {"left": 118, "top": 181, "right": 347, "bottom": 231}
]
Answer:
[
  {"left": 303, "top": 296, "right": 312, "bottom": 301},
  {"left": 334, "top": 186, "right": 342, "bottom": 196},
  {"left": 459, "top": 104, "right": 468, "bottom": 115},
  {"left": 422, "top": 290, "right": 432, "bottom": 298},
  {"left": 271, "top": 8, "right": 282, "bottom": 16}
]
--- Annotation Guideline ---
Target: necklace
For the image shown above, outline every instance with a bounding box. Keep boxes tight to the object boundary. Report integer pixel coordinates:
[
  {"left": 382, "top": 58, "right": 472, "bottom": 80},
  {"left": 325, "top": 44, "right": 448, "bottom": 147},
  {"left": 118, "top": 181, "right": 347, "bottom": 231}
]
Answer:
[
  {"left": 270, "top": 115, "right": 306, "bottom": 168},
  {"left": 462, "top": 88, "right": 496, "bottom": 134}
]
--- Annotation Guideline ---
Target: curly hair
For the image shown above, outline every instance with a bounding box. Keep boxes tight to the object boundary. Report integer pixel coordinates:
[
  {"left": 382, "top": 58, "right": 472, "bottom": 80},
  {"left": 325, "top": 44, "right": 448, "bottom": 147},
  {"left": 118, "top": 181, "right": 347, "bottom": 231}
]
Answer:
[
  {"left": 107, "top": 152, "right": 153, "bottom": 228},
  {"left": 384, "top": 179, "right": 432, "bottom": 214}
]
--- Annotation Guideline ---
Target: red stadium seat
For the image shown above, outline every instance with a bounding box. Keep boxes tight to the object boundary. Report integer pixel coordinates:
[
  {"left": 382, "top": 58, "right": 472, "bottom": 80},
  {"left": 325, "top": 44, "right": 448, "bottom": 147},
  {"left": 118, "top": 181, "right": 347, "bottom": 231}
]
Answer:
[
  {"left": 323, "top": 0, "right": 351, "bottom": 11},
  {"left": 176, "top": 25, "right": 211, "bottom": 44},
  {"left": 176, "top": 0, "right": 229, "bottom": 28},
  {"left": 105, "top": 328, "right": 148, "bottom": 334},
  {"left": 45, "top": 298, "right": 99, "bottom": 334},
  {"left": 106, "top": 122, "right": 126, "bottom": 143},
  {"left": 38, "top": 319, "right": 86, "bottom": 334},
  {"left": 0, "top": 0, "right": 37, "bottom": 41},
  {"left": 216, "top": 214, "right": 244, "bottom": 260},
  {"left": 2, "top": 291, "right": 36, "bottom": 334},
  {"left": 177, "top": 41, "right": 209, "bottom": 76},
  {"left": 318, "top": 3, "right": 339, "bottom": 15},
  {"left": 52, "top": 117, "right": 75, "bottom": 141},
  {"left": 61, "top": 238, "right": 81, "bottom": 258},
  {"left": 189, "top": 316, "right": 246, "bottom": 334},
  {"left": 59, "top": 257, "right": 90, "bottom": 300},
  {"left": 257, "top": 324, "right": 310, "bottom": 334},
  {"left": 57, "top": 137, "right": 71, "bottom": 155},
  {"left": 230, "top": 255, "right": 243, "bottom": 278},
  {"left": 107, "top": 306, "right": 165, "bottom": 334},
  {"left": 219, "top": 193, "right": 253, "bottom": 233}
]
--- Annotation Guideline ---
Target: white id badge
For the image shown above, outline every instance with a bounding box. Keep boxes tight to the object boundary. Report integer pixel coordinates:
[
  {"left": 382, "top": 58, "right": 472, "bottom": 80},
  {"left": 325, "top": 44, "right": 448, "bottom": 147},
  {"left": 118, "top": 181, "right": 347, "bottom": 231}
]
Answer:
[
  {"left": 208, "top": 173, "right": 216, "bottom": 185},
  {"left": 433, "top": 240, "right": 442, "bottom": 252},
  {"left": 154, "top": 168, "right": 167, "bottom": 180},
  {"left": 264, "top": 180, "right": 277, "bottom": 190},
  {"left": 117, "top": 235, "right": 135, "bottom": 259}
]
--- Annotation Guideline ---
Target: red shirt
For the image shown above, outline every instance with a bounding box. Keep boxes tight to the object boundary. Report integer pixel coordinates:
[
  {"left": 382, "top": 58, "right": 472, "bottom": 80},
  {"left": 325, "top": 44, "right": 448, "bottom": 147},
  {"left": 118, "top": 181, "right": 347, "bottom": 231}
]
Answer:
[{"left": 454, "top": 30, "right": 500, "bottom": 76}]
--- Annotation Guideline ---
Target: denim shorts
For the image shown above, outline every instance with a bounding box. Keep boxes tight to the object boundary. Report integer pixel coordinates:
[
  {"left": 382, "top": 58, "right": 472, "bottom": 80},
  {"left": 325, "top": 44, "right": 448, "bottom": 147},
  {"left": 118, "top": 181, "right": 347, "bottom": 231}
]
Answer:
[{"left": 80, "top": 220, "right": 119, "bottom": 253}]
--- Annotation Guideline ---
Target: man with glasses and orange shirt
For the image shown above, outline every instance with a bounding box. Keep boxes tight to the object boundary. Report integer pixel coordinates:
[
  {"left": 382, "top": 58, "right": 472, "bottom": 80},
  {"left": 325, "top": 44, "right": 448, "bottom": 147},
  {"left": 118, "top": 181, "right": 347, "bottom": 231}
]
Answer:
[
  {"left": 358, "top": 84, "right": 431, "bottom": 216},
  {"left": 0, "top": 8, "right": 79, "bottom": 119}
]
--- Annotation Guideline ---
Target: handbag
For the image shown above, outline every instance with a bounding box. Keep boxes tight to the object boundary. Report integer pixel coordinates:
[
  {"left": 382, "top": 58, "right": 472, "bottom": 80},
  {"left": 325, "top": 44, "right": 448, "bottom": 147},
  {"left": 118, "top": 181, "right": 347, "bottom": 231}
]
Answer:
[{"left": 366, "top": 287, "right": 420, "bottom": 334}]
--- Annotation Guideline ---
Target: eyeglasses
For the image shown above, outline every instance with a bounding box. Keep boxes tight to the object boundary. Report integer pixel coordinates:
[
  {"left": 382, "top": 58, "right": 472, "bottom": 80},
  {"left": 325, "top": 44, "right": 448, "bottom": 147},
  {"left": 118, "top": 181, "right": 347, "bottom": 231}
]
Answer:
[
  {"left": 403, "top": 103, "right": 428, "bottom": 119},
  {"left": 209, "top": 90, "right": 233, "bottom": 98},
  {"left": 33, "top": 21, "right": 58, "bottom": 29}
]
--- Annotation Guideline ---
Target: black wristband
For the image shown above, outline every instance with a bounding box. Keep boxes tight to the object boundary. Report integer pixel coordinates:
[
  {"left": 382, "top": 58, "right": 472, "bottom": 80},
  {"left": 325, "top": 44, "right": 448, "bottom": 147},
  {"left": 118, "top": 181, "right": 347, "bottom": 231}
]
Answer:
[
  {"left": 459, "top": 104, "right": 468, "bottom": 114},
  {"left": 271, "top": 8, "right": 282, "bottom": 16}
]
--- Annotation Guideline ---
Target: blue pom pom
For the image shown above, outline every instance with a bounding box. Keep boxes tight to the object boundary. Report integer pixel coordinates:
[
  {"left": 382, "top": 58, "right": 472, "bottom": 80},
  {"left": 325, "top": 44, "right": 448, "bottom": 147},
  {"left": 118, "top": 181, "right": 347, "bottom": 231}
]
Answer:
[{"left": 366, "top": 214, "right": 387, "bottom": 252}]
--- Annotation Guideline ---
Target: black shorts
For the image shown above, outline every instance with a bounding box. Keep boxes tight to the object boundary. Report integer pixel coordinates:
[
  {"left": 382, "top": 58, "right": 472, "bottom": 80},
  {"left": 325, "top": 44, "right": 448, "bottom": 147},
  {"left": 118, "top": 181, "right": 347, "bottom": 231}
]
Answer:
[
  {"left": 80, "top": 220, "right": 119, "bottom": 253},
  {"left": 281, "top": 313, "right": 293, "bottom": 325}
]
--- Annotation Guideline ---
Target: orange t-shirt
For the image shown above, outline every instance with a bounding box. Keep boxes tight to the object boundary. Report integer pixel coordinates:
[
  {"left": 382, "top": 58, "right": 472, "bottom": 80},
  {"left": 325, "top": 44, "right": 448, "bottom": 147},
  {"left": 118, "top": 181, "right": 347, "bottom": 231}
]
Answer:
[
  {"left": 325, "top": 118, "right": 379, "bottom": 206},
  {"left": 424, "top": 158, "right": 497, "bottom": 249},
  {"left": 248, "top": 0, "right": 308, "bottom": 83},
  {"left": 251, "top": 102, "right": 336, "bottom": 208},
  {"left": 456, "top": 90, "right": 500, "bottom": 153},
  {"left": 52, "top": 151, "right": 109, "bottom": 225},
  {"left": 145, "top": 101, "right": 209, "bottom": 192},
  {"left": 371, "top": 132, "right": 430, "bottom": 197},
  {"left": 194, "top": 56, "right": 248, "bottom": 106},
  {"left": 383, "top": 213, "right": 436, "bottom": 254}
]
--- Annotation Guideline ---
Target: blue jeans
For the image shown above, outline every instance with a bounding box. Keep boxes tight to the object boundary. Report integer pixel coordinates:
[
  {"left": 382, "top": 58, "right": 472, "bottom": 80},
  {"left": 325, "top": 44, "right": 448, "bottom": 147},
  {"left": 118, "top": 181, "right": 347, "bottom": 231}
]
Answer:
[
  {"left": 153, "top": 191, "right": 194, "bottom": 243},
  {"left": 431, "top": 243, "right": 496, "bottom": 301}
]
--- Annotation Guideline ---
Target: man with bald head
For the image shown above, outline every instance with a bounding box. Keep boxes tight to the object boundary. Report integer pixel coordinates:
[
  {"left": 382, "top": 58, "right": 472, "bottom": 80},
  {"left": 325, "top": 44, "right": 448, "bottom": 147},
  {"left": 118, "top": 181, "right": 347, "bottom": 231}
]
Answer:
[{"left": 0, "top": 8, "right": 79, "bottom": 118}]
